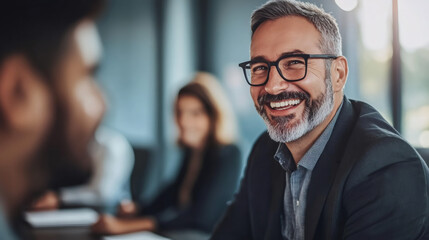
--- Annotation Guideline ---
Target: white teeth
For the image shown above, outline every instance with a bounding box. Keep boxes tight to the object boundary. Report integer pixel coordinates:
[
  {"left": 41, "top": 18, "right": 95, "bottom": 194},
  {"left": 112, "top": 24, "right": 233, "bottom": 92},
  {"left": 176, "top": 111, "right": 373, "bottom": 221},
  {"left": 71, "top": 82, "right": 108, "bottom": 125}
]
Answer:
[{"left": 270, "top": 99, "right": 301, "bottom": 109}]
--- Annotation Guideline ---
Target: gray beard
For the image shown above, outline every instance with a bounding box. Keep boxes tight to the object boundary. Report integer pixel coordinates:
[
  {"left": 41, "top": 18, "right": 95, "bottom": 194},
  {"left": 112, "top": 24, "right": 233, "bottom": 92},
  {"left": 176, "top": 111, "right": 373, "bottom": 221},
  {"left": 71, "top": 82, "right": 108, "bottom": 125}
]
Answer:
[{"left": 257, "top": 78, "right": 334, "bottom": 143}]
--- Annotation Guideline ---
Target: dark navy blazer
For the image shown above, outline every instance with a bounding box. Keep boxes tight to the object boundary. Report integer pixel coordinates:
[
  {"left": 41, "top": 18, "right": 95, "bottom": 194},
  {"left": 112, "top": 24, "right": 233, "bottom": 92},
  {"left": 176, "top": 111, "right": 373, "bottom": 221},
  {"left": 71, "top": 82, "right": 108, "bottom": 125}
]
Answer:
[{"left": 212, "top": 97, "right": 429, "bottom": 240}]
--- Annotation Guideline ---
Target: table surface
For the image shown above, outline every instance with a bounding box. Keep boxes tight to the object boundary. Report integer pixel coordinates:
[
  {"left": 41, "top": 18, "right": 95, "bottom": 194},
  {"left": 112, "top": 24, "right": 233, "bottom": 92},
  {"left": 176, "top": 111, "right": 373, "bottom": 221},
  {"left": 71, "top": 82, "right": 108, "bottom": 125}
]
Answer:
[
  {"left": 23, "top": 206, "right": 112, "bottom": 240},
  {"left": 26, "top": 227, "right": 211, "bottom": 240},
  {"left": 28, "top": 226, "right": 101, "bottom": 240}
]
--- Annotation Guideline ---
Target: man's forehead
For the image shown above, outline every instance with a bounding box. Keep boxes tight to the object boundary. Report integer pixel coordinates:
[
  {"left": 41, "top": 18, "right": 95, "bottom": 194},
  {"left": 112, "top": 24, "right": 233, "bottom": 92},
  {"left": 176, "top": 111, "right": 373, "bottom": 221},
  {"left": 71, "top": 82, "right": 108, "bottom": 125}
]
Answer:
[
  {"left": 73, "top": 20, "right": 102, "bottom": 67},
  {"left": 250, "top": 16, "right": 321, "bottom": 60}
]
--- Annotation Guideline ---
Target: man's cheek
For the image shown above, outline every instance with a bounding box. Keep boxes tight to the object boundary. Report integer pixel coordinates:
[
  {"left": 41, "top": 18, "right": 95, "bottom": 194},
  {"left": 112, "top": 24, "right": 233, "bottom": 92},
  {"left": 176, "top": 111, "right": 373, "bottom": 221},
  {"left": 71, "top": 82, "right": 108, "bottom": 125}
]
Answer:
[{"left": 74, "top": 79, "right": 105, "bottom": 121}]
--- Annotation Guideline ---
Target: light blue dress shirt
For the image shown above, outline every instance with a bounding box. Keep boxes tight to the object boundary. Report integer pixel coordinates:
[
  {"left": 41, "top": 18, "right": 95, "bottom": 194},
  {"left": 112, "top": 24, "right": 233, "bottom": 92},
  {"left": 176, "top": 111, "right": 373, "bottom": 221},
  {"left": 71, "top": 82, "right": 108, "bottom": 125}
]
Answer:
[{"left": 274, "top": 103, "right": 342, "bottom": 240}]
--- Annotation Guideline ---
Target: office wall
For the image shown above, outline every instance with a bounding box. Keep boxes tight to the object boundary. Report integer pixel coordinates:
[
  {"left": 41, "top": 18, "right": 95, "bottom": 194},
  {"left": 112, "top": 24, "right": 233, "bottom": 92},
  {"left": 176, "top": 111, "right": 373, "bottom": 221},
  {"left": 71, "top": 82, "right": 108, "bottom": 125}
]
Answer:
[
  {"left": 96, "top": 0, "right": 198, "bottom": 201},
  {"left": 96, "top": 0, "right": 158, "bottom": 147}
]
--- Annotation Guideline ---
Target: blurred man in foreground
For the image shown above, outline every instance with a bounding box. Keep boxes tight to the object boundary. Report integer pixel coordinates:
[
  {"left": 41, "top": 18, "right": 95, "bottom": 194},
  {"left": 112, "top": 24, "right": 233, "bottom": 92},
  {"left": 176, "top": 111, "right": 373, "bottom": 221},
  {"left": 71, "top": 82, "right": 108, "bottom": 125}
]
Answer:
[{"left": 0, "top": 1, "right": 105, "bottom": 238}]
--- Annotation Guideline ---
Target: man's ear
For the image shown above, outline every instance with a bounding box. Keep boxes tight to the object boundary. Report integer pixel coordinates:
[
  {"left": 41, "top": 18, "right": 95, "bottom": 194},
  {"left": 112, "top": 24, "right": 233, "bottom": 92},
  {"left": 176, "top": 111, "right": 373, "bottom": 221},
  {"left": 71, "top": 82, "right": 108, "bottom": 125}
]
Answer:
[
  {"left": 330, "top": 56, "right": 348, "bottom": 92},
  {"left": 0, "top": 55, "right": 52, "bottom": 131}
]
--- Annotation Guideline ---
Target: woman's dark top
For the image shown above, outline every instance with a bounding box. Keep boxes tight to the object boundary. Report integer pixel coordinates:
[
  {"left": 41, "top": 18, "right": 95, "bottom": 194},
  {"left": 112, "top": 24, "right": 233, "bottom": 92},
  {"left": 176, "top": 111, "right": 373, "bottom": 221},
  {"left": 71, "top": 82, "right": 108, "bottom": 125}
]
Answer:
[{"left": 142, "top": 144, "right": 242, "bottom": 233}]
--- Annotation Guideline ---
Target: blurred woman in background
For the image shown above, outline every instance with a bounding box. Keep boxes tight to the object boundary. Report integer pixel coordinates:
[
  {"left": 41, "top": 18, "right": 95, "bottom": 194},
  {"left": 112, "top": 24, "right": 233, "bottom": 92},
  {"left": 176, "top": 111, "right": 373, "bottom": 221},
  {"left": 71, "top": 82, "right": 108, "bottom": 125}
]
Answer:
[{"left": 92, "top": 72, "right": 242, "bottom": 239}]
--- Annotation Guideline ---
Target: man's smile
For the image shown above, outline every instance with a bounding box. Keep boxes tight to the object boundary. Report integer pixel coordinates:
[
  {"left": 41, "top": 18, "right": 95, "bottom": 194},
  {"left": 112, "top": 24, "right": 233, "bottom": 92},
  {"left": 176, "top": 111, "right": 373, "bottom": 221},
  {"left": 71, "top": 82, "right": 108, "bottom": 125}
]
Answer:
[{"left": 269, "top": 98, "right": 302, "bottom": 110}]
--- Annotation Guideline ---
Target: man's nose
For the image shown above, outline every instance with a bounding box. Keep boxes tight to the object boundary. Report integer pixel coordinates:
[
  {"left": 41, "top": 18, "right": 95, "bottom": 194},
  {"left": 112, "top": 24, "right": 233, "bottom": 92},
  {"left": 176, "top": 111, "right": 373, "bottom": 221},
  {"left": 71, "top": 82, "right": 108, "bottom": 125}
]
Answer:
[{"left": 264, "top": 66, "right": 290, "bottom": 95}]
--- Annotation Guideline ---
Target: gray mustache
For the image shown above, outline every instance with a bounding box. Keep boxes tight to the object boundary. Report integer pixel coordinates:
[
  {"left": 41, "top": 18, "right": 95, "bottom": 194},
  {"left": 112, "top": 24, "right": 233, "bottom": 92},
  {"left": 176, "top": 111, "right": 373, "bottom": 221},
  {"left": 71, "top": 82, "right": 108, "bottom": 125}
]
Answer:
[{"left": 257, "top": 91, "right": 310, "bottom": 106}]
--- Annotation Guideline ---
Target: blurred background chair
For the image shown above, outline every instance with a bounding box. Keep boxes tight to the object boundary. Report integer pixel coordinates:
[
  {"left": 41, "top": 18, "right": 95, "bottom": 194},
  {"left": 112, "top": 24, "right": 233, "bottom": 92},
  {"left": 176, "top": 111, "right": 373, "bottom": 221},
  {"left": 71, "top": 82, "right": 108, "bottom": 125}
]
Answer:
[{"left": 130, "top": 147, "right": 155, "bottom": 204}]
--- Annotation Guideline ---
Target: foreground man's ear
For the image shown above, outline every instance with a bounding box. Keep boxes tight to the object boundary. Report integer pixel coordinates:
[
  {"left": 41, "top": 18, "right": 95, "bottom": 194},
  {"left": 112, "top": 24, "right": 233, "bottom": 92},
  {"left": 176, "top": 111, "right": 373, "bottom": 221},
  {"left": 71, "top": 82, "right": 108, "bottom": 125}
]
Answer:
[
  {"left": 330, "top": 56, "right": 348, "bottom": 92},
  {"left": 0, "top": 55, "right": 52, "bottom": 132}
]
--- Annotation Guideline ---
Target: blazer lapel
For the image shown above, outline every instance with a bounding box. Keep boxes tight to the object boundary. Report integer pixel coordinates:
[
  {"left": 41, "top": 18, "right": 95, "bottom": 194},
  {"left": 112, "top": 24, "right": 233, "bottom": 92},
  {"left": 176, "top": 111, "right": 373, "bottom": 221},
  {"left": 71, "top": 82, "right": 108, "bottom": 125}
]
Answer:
[
  {"left": 305, "top": 97, "right": 357, "bottom": 240},
  {"left": 264, "top": 157, "right": 286, "bottom": 240}
]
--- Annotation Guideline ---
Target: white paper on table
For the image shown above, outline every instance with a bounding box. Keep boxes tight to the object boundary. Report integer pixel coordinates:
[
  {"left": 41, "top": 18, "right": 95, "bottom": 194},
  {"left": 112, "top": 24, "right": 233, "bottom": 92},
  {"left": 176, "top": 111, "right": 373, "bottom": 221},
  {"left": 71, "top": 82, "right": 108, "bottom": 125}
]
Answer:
[
  {"left": 103, "top": 231, "right": 170, "bottom": 240},
  {"left": 25, "top": 208, "right": 99, "bottom": 228}
]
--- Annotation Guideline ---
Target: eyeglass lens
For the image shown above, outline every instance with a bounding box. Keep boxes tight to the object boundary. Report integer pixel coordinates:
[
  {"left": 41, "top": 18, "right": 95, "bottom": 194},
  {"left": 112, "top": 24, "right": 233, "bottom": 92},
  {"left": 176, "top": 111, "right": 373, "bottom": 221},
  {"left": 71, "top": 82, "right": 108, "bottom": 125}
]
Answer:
[{"left": 244, "top": 55, "right": 307, "bottom": 85}]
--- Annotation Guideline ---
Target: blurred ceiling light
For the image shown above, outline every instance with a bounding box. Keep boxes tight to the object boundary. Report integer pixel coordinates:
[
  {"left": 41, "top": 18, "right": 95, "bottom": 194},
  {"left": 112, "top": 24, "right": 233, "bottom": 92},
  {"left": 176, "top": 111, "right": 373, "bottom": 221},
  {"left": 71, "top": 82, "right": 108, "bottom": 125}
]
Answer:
[
  {"left": 335, "top": 0, "right": 359, "bottom": 11},
  {"left": 398, "top": 0, "right": 429, "bottom": 51},
  {"left": 358, "top": 0, "right": 391, "bottom": 51}
]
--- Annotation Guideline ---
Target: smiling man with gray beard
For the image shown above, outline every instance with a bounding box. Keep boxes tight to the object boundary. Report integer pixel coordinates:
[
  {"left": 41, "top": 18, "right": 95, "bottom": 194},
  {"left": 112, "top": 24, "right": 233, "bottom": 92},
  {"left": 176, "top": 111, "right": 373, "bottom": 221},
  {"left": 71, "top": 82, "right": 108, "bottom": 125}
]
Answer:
[{"left": 211, "top": 0, "right": 429, "bottom": 240}]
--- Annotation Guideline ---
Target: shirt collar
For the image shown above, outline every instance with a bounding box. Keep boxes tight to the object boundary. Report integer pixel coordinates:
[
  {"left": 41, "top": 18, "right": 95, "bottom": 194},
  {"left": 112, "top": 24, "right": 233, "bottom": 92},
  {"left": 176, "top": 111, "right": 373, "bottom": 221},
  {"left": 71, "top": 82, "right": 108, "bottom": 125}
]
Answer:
[
  {"left": 274, "top": 143, "right": 296, "bottom": 172},
  {"left": 274, "top": 100, "right": 343, "bottom": 172}
]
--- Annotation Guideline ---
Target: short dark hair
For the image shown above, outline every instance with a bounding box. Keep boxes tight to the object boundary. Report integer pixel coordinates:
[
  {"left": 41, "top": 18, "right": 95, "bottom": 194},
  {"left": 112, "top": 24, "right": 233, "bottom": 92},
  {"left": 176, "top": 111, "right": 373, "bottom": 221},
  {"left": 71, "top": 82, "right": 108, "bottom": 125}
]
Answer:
[
  {"left": 251, "top": 0, "right": 342, "bottom": 56},
  {"left": 0, "top": 0, "right": 105, "bottom": 82}
]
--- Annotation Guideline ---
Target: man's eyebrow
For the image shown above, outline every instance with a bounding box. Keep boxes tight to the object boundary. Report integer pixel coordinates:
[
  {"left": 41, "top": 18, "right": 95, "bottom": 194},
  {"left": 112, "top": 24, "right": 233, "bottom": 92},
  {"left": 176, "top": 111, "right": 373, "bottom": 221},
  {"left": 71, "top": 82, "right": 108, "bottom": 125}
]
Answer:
[
  {"left": 279, "top": 50, "right": 305, "bottom": 58},
  {"left": 250, "top": 50, "right": 306, "bottom": 62},
  {"left": 250, "top": 56, "right": 267, "bottom": 62}
]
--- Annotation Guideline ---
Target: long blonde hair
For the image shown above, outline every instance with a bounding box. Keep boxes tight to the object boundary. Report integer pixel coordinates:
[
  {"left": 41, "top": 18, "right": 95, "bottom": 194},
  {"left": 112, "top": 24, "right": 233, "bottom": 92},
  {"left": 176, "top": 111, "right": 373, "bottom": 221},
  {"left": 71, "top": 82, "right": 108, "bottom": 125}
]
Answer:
[{"left": 175, "top": 72, "right": 238, "bottom": 146}]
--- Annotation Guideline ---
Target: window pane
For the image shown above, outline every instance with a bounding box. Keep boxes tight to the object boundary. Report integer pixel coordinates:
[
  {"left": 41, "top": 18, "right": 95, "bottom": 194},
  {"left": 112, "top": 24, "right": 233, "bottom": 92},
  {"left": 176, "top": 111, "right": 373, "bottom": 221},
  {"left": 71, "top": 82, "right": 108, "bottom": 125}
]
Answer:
[
  {"left": 357, "top": 0, "right": 393, "bottom": 124},
  {"left": 399, "top": 0, "right": 429, "bottom": 147}
]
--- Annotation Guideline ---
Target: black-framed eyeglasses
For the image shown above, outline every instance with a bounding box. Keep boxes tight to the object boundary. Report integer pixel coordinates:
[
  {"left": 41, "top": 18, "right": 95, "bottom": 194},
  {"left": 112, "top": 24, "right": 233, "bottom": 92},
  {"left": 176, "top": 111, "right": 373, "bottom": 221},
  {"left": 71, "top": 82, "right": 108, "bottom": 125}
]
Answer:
[{"left": 238, "top": 54, "right": 338, "bottom": 86}]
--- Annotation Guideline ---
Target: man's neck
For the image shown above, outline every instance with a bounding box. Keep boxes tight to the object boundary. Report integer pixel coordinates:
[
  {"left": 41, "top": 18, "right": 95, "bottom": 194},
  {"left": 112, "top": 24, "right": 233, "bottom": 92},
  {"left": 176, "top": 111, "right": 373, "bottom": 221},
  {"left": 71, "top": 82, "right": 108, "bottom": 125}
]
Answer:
[
  {"left": 286, "top": 97, "right": 343, "bottom": 164},
  {"left": 0, "top": 133, "right": 41, "bottom": 220},
  {"left": 0, "top": 163, "right": 27, "bottom": 220}
]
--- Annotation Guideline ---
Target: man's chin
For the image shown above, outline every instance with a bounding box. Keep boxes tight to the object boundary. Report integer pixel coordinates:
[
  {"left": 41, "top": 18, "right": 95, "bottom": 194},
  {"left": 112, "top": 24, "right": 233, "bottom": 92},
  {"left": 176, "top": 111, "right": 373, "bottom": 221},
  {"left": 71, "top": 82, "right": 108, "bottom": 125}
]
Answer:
[
  {"left": 264, "top": 114, "right": 310, "bottom": 143},
  {"left": 268, "top": 113, "right": 296, "bottom": 126}
]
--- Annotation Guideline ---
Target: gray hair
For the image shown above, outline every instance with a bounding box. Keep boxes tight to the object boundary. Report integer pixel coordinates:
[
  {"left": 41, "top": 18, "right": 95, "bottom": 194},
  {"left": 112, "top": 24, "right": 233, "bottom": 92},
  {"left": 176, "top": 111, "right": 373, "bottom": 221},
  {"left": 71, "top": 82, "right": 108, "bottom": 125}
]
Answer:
[{"left": 251, "top": 0, "right": 342, "bottom": 56}]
